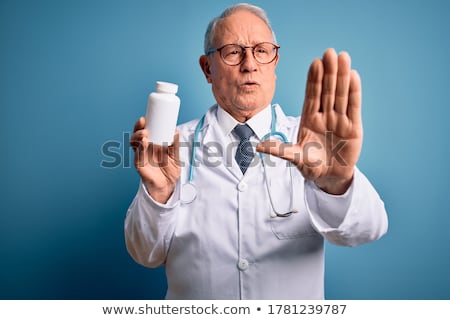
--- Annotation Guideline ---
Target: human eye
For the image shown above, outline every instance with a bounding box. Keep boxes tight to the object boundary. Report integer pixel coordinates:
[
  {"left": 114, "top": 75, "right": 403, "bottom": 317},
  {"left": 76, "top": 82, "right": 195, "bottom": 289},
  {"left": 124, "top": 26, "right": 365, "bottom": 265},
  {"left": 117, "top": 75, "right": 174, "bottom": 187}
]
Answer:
[
  {"left": 255, "top": 45, "right": 269, "bottom": 54},
  {"left": 223, "top": 45, "right": 242, "bottom": 57}
]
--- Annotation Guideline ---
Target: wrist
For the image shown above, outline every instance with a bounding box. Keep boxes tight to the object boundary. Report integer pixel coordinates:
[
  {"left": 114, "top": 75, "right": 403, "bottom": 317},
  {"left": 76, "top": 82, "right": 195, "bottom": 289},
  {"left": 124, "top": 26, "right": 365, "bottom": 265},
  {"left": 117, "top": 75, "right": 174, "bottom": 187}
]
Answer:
[
  {"left": 143, "top": 180, "right": 175, "bottom": 204},
  {"left": 315, "top": 171, "right": 354, "bottom": 195}
]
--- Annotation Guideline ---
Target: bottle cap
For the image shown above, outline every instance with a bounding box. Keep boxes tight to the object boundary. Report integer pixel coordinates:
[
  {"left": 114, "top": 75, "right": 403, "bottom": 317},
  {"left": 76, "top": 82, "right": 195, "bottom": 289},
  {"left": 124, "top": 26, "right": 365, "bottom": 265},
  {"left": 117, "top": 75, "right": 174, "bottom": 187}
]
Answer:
[{"left": 156, "top": 81, "right": 178, "bottom": 94}]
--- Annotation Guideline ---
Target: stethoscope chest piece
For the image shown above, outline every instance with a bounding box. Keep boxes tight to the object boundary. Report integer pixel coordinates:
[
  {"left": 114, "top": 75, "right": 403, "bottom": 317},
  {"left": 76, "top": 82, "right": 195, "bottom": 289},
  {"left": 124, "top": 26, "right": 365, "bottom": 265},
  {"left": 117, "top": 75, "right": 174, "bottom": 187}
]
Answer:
[{"left": 181, "top": 182, "right": 197, "bottom": 204}]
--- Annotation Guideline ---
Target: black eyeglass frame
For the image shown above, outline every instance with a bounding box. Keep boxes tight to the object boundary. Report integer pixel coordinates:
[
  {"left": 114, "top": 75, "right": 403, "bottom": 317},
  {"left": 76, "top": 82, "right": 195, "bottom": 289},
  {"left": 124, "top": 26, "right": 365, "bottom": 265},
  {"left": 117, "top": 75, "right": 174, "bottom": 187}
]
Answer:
[{"left": 206, "top": 42, "right": 280, "bottom": 66}]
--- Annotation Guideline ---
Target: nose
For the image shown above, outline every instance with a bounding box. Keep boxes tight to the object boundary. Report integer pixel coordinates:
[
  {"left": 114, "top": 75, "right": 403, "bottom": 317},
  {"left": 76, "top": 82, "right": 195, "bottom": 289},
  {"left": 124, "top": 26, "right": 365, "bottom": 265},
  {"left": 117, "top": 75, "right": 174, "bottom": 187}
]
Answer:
[{"left": 240, "top": 48, "right": 258, "bottom": 72}]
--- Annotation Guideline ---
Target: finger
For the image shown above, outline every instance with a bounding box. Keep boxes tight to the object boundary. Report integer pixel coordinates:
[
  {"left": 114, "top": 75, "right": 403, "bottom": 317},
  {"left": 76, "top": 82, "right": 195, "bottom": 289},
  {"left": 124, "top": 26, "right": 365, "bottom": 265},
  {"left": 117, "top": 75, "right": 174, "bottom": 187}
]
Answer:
[
  {"left": 133, "top": 136, "right": 150, "bottom": 169},
  {"left": 335, "top": 52, "right": 351, "bottom": 115},
  {"left": 256, "top": 140, "right": 300, "bottom": 165},
  {"left": 130, "top": 129, "right": 148, "bottom": 143},
  {"left": 131, "top": 128, "right": 149, "bottom": 141},
  {"left": 130, "top": 129, "right": 149, "bottom": 149},
  {"left": 347, "top": 70, "right": 362, "bottom": 124},
  {"left": 321, "top": 48, "right": 338, "bottom": 112},
  {"left": 131, "top": 117, "right": 146, "bottom": 151},
  {"left": 133, "top": 116, "right": 146, "bottom": 133},
  {"left": 130, "top": 140, "right": 140, "bottom": 151},
  {"left": 168, "top": 131, "right": 181, "bottom": 165},
  {"left": 302, "top": 58, "right": 324, "bottom": 115}
]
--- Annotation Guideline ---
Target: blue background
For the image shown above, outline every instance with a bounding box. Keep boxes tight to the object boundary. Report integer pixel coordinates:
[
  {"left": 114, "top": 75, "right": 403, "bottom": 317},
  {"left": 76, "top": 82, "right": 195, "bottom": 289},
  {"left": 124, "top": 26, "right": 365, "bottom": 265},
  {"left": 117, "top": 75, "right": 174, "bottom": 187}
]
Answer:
[{"left": 1, "top": 0, "right": 449, "bottom": 299}]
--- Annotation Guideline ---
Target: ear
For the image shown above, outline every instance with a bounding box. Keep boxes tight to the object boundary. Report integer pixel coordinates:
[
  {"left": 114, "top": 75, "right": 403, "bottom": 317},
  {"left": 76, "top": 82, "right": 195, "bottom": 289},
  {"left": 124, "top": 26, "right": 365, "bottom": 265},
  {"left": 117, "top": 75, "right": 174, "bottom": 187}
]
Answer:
[
  {"left": 199, "top": 55, "right": 213, "bottom": 83},
  {"left": 273, "top": 54, "right": 279, "bottom": 80},
  {"left": 273, "top": 53, "right": 280, "bottom": 67}
]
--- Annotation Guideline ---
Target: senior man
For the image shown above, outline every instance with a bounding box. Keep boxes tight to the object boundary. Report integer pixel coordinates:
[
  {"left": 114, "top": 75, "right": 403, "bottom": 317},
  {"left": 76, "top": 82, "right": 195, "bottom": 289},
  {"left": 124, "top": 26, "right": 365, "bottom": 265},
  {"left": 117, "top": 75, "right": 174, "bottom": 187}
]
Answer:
[{"left": 125, "top": 3, "right": 388, "bottom": 299}]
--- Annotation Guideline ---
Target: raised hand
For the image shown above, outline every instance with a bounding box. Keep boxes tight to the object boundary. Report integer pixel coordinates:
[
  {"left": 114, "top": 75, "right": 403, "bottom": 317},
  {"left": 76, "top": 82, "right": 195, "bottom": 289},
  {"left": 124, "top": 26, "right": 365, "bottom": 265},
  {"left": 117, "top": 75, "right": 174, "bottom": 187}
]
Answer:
[
  {"left": 257, "top": 48, "right": 363, "bottom": 194},
  {"left": 130, "top": 117, "right": 181, "bottom": 203}
]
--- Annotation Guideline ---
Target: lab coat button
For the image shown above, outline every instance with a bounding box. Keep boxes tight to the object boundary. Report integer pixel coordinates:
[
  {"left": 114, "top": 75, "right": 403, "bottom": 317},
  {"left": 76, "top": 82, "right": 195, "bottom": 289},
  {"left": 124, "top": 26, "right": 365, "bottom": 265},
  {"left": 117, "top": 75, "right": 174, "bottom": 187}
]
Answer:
[
  {"left": 237, "top": 182, "right": 248, "bottom": 192},
  {"left": 237, "top": 259, "right": 249, "bottom": 271}
]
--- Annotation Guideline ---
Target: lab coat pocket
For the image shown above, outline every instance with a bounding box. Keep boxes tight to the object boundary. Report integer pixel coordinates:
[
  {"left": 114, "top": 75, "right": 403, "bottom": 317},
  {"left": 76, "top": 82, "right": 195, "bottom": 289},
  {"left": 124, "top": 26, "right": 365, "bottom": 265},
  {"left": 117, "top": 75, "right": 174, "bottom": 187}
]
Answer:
[
  {"left": 269, "top": 212, "right": 319, "bottom": 240},
  {"left": 266, "top": 171, "right": 319, "bottom": 240}
]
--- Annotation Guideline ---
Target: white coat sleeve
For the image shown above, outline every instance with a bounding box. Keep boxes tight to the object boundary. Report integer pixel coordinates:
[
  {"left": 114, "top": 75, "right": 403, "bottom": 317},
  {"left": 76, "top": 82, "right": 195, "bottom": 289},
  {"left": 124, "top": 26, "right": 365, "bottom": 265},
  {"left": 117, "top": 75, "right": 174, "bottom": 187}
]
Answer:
[
  {"left": 124, "top": 181, "right": 180, "bottom": 267},
  {"left": 304, "top": 167, "right": 388, "bottom": 246}
]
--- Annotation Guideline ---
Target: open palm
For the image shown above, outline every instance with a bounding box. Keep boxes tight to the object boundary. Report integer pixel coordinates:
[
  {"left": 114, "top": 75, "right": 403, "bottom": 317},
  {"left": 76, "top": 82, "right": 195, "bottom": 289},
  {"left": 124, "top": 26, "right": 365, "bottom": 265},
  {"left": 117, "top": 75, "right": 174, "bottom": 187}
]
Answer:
[{"left": 258, "top": 48, "right": 363, "bottom": 194}]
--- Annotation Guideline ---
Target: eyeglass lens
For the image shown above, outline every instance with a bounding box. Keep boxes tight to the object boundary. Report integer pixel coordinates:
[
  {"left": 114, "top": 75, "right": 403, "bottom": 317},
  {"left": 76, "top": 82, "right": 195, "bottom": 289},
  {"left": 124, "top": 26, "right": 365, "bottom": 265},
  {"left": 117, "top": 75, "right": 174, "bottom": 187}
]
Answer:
[{"left": 220, "top": 43, "right": 278, "bottom": 65}]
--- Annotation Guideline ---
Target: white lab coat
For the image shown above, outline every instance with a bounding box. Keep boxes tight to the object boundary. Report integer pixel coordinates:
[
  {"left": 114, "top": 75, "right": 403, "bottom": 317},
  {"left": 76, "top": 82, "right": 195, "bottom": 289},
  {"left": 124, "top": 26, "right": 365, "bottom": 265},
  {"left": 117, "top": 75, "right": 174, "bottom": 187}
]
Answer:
[{"left": 125, "top": 104, "right": 388, "bottom": 299}]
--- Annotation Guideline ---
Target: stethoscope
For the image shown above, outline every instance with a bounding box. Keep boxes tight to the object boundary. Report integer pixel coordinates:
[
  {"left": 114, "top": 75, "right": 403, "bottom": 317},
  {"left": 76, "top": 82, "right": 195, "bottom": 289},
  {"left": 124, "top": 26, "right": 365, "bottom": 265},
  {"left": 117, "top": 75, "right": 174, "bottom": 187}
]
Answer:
[{"left": 180, "top": 105, "right": 298, "bottom": 218}]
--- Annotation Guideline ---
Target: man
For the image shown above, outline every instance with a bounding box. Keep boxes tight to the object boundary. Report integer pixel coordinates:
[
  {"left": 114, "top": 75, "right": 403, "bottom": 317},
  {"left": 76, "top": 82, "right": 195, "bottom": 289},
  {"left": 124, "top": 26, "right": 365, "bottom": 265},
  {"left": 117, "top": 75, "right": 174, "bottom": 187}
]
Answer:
[{"left": 125, "top": 3, "right": 388, "bottom": 299}]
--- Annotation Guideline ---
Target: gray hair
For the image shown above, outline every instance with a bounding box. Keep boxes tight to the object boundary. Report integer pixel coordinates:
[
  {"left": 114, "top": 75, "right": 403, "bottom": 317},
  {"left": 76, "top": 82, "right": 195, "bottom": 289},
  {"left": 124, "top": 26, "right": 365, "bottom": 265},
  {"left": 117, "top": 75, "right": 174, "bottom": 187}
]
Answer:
[{"left": 203, "top": 3, "right": 277, "bottom": 55}]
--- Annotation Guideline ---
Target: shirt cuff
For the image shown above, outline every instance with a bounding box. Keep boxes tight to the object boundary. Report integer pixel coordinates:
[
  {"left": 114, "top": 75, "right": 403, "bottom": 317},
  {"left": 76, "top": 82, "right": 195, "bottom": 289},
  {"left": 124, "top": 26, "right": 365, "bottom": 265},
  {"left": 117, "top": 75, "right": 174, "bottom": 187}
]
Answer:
[
  {"left": 304, "top": 173, "right": 354, "bottom": 230},
  {"left": 140, "top": 180, "right": 181, "bottom": 210}
]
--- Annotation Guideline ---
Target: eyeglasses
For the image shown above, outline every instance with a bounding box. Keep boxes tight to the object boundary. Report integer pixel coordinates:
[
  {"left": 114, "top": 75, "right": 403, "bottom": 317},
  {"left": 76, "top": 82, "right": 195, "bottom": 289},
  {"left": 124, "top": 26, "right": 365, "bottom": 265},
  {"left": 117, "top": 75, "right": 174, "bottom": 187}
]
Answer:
[{"left": 206, "top": 42, "right": 280, "bottom": 66}]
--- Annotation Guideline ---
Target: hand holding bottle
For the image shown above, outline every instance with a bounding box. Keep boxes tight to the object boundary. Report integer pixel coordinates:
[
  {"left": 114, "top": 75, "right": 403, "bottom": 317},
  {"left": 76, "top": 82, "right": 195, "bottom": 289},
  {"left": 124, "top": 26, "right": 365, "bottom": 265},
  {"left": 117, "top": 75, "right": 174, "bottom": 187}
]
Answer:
[
  {"left": 130, "top": 117, "right": 181, "bottom": 204},
  {"left": 130, "top": 81, "right": 182, "bottom": 203}
]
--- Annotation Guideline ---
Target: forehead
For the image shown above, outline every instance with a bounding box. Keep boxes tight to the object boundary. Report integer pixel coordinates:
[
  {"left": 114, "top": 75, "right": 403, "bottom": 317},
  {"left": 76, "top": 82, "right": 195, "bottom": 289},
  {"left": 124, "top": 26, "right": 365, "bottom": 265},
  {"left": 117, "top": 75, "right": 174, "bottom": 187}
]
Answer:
[{"left": 213, "top": 10, "right": 273, "bottom": 45}]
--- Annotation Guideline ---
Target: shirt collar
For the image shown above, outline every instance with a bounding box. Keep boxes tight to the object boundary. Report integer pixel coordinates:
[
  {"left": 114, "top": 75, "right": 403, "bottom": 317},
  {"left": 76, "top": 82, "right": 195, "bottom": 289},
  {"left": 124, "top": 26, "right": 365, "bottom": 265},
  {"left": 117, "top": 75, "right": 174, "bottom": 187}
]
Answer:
[{"left": 216, "top": 104, "right": 272, "bottom": 140}]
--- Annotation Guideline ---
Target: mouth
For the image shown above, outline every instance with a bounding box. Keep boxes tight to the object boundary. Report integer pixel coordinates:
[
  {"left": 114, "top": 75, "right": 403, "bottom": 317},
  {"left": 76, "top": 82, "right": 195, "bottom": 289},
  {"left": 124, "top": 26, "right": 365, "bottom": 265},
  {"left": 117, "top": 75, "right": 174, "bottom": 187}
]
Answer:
[{"left": 240, "top": 81, "right": 259, "bottom": 89}]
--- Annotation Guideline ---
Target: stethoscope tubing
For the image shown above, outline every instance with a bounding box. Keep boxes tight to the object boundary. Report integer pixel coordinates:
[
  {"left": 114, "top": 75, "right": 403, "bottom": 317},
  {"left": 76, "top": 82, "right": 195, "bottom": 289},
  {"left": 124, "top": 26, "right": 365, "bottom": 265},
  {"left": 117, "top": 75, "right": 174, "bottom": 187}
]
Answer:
[{"left": 181, "top": 105, "right": 297, "bottom": 217}]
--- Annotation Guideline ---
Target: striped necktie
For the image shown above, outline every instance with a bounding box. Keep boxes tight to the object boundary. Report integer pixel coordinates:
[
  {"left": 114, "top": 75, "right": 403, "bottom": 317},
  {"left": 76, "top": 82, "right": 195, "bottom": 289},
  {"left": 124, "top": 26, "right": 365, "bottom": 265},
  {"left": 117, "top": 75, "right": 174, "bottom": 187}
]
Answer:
[{"left": 233, "top": 124, "right": 255, "bottom": 174}]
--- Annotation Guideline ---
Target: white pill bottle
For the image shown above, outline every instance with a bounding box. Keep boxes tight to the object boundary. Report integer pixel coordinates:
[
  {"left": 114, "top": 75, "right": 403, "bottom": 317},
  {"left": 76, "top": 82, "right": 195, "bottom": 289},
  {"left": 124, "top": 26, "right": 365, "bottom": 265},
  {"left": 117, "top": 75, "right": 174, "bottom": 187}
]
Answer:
[{"left": 145, "top": 81, "right": 181, "bottom": 145}]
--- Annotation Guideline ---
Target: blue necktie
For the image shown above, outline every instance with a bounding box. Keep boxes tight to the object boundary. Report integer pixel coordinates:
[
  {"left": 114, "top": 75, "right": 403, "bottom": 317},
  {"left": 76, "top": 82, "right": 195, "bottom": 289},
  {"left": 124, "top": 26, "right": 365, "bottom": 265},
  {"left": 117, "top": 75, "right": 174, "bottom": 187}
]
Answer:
[{"left": 234, "top": 124, "right": 254, "bottom": 174}]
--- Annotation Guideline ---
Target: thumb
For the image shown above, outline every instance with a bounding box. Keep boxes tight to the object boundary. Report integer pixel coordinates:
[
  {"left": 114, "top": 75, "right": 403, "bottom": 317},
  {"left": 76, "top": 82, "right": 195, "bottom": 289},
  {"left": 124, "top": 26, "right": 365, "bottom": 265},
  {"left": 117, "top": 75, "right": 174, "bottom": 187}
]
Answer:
[{"left": 256, "top": 140, "right": 301, "bottom": 165}]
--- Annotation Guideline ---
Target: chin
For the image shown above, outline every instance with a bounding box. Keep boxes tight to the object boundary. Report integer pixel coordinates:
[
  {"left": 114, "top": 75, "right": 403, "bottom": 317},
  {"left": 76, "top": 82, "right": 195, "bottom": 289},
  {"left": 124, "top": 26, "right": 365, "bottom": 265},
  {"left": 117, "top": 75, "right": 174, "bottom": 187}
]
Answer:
[
  {"left": 234, "top": 102, "right": 259, "bottom": 112},
  {"left": 234, "top": 96, "right": 264, "bottom": 109},
  {"left": 234, "top": 103, "right": 268, "bottom": 120}
]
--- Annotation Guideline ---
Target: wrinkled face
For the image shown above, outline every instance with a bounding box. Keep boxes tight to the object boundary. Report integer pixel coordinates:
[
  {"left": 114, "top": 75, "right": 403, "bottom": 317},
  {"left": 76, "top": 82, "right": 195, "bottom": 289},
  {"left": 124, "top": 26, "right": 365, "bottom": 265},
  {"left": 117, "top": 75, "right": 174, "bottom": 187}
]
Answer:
[{"left": 200, "top": 10, "right": 279, "bottom": 120}]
